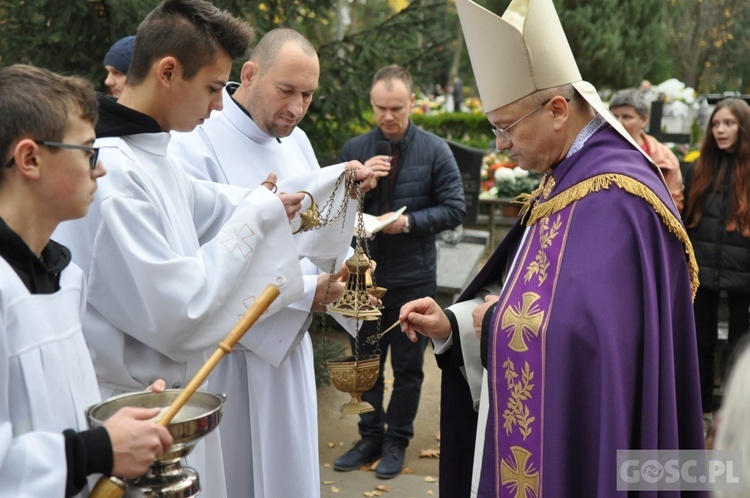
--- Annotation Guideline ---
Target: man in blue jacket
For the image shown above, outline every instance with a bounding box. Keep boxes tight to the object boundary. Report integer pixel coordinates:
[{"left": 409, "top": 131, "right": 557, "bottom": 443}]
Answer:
[{"left": 333, "top": 64, "right": 466, "bottom": 479}]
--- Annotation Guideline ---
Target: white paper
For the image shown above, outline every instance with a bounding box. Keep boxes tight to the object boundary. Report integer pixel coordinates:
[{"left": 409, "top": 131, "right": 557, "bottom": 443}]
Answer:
[{"left": 360, "top": 206, "right": 407, "bottom": 238}]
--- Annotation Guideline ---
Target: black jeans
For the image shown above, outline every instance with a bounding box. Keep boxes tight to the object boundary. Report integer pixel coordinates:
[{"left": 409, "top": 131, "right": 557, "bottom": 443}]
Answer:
[
  {"left": 694, "top": 286, "right": 750, "bottom": 412},
  {"left": 350, "top": 284, "right": 434, "bottom": 446}
]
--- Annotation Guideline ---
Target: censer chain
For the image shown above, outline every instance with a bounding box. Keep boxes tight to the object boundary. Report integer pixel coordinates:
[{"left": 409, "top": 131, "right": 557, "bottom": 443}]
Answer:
[
  {"left": 320, "top": 171, "right": 364, "bottom": 365},
  {"left": 301, "top": 167, "right": 358, "bottom": 233}
]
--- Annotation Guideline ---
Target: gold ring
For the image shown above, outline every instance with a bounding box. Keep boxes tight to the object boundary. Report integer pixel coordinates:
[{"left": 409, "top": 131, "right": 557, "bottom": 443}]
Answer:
[{"left": 261, "top": 180, "right": 278, "bottom": 193}]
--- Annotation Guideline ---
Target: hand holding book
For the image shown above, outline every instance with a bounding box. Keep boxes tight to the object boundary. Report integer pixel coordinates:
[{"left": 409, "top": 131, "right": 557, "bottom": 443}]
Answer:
[{"left": 360, "top": 206, "right": 407, "bottom": 238}]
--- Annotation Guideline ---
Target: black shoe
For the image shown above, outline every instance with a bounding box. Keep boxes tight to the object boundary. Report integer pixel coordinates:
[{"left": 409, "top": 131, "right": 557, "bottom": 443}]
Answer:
[
  {"left": 333, "top": 438, "right": 383, "bottom": 471},
  {"left": 375, "top": 442, "right": 406, "bottom": 479}
]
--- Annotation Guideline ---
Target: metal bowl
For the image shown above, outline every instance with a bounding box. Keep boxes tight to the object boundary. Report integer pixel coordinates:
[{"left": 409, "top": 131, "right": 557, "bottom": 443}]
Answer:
[{"left": 86, "top": 389, "right": 226, "bottom": 464}]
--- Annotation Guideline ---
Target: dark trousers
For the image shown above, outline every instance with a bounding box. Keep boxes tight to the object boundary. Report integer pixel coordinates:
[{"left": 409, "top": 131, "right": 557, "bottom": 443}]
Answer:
[
  {"left": 350, "top": 284, "right": 434, "bottom": 446},
  {"left": 694, "top": 286, "right": 750, "bottom": 412}
]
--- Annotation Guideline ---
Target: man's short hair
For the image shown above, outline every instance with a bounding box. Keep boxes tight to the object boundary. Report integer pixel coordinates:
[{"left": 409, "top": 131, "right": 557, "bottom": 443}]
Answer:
[
  {"left": 609, "top": 88, "right": 650, "bottom": 118},
  {"left": 250, "top": 28, "right": 317, "bottom": 75},
  {"left": 0, "top": 64, "right": 97, "bottom": 173},
  {"left": 127, "top": 0, "right": 254, "bottom": 86},
  {"left": 371, "top": 65, "right": 413, "bottom": 94}
]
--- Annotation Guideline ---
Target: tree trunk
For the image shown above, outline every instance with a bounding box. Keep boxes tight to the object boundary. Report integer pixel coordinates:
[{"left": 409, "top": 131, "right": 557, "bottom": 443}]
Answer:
[{"left": 448, "top": 17, "right": 463, "bottom": 83}]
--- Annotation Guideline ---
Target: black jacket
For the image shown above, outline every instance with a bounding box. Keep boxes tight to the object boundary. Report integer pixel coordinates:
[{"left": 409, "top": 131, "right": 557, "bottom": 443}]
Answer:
[
  {"left": 337, "top": 122, "right": 466, "bottom": 289},
  {"left": 684, "top": 156, "right": 750, "bottom": 291}
]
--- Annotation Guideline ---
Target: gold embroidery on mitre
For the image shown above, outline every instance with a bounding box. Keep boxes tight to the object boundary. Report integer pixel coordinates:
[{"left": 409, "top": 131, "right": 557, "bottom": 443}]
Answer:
[
  {"left": 220, "top": 223, "right": 256, "bottom": 258},
  {"left": 502, "top": 359, "right": 536, "bottom": 439},
  {"left": 501, "top": 446, "right": 540, "bottom": 498},
  {"left": 524, "top": 214, "right": 562, "bottom": 285},
  {"left": 525, "top": 173, "right": 699, "bottom": 298},
  {"left": 502, "top": 292, "right": 545, "bottom": 352}
]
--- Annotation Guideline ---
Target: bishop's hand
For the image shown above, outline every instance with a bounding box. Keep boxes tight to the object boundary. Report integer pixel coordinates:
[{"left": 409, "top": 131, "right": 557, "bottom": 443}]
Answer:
[
  {"left": 398, "top": 297, "right": 451, "bottom": 343},
  {"left": 473, "top": 295, "right": 499, "bottom": 339}
]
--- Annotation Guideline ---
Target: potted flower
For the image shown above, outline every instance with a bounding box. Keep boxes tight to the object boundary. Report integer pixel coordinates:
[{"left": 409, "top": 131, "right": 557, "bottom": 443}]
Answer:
[{"left": 480, "top": 151, "right": 541, "bottom": 216}]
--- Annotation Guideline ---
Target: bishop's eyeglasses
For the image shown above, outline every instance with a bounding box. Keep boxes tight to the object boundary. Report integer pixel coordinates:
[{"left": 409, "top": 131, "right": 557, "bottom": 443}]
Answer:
[
  {"left": 4, "top": 141, "right": 100, "bottom": 169},
  {"left": 491, "top": 98, "right": 570, "bottom": 145}
]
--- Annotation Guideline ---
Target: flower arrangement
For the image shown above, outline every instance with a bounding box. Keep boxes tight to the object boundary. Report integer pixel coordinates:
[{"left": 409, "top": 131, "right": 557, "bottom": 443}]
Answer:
[
  {"left": 671, "top": 142, "right": 701, "bottom": 163},
  {"left": 653, "top": 78, "right": 696, "bottom": 106},
  {"left": 464, "top": 97, "right": 483, "bottom": 114},
  {"left": 480, "top": 151, "right": 541, "bottom": 200},
  {"left": 413, "top": 93, "right": 484, "bottom": 116},
  {"left": 414, "top": 94, "right": 447, "bottom": 115}
]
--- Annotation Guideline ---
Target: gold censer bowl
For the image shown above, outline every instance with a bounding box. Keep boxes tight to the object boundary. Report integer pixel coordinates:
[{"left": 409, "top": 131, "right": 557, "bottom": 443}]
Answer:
[
  {"left": 86, "top": 389, "right": 226, "bottom": 498},
  {"left": 326, "top": 355, "right": 380, "bottom": 414}
]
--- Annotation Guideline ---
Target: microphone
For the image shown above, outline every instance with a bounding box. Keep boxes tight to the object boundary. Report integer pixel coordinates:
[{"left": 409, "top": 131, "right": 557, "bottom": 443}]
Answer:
[
  {"left": 374, "top": 140, "right": 392, "bottom": 158},
  {"left": 374, "top": 140, "right": 392, "bottom": 208}
]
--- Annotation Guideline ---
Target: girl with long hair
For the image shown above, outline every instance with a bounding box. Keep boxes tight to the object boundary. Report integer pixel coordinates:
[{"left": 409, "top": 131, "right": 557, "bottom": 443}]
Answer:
[{"left": 683, "top": 98, "right": 750, "bottom": 436}]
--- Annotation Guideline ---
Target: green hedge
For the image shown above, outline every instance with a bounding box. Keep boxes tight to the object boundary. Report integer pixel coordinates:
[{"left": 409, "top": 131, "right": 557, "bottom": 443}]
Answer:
[
  {"left": 320, "top": 111, "right": 493, "bottom": 161},
  {"left": 412, "top": 112, "right": 494, "bottom": 150}
]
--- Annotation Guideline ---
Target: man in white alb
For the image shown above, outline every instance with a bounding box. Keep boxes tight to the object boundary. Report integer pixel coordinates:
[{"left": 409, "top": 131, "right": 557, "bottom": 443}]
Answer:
[
  {"left": 170, "top": 28, "right": 359, "bottom": 498},
  {"left": 54, "top": 4, "right": 373, "bottom": 496}
]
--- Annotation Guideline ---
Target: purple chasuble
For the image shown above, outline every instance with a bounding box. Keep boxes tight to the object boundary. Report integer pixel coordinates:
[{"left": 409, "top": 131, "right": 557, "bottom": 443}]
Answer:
[{"left": 472, "top": 126, "right": 706, "bottom": 497}]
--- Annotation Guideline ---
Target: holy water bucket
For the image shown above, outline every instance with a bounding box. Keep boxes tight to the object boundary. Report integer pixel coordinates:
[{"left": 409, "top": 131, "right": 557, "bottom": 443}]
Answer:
[{"left": 86, "top": 389, "right": 226, "bottom": 498}]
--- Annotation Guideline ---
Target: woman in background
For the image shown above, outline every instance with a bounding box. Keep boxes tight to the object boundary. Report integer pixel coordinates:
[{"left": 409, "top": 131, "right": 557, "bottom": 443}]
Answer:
[{"left": 683, "top": 98, "right": 750, "bottom": 439}]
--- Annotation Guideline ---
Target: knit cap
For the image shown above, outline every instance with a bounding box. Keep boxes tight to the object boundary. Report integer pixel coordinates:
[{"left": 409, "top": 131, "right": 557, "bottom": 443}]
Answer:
[{"left": 103, "top": 35, "right": 135, "bottom": 74}]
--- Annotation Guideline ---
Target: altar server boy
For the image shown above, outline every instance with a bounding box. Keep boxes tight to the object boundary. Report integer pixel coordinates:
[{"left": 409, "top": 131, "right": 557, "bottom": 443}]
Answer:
[
  {"left": 53, "top": 1, "right": 373, "bottom": 494},
  {"left": 0, "top": 63, "right": 173, "bottom": 497}
]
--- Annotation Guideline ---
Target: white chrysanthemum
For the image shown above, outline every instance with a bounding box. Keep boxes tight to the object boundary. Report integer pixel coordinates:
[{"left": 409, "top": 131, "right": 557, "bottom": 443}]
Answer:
[
  {"left": 655, "top": 78, "right": 696, "bottom": 106},
  {"left": 656, "top": 78, "right": 685, "bottom": 100},
  {"left": 513, "top": 168, "right": 529, "bottom": 179},
  {"left": 679, "top": 87, "right": 696, "bottom": 105},
  {"left": 479, "top": 186, "right": 498, "bottom": 199},
  {"left": 494, "top": 168, "right": 516, "bottom": 183}
]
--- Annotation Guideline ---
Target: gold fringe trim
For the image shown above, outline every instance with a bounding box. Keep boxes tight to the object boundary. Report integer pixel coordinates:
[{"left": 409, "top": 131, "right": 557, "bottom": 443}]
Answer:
[{"left": 525, "top": 174, "right": 699, "bottom": 299}]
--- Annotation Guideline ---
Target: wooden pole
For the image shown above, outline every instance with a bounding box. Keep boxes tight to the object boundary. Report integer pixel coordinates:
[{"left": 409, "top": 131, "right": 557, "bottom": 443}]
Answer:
[{"left": 89, "top": 284, "right": 280, "bottom": 498}]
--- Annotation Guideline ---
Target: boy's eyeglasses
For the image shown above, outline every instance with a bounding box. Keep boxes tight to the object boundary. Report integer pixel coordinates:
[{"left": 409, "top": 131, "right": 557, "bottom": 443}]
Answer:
[{"left": 4, "top": 140, "right": 100, "bottom": 170}]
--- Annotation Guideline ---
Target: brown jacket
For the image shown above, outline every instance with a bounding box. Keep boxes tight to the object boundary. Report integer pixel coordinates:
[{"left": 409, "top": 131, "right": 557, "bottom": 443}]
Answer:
[{"left": 642, "top": 131, "right": 684, "bottom": 211}]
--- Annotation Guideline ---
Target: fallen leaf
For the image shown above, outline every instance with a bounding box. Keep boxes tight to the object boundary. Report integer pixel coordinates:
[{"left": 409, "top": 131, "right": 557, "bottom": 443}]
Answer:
[
  {"left": 427, "top": 490, "right": 434, "bottom": 495},
  {"left": 419, "top": 448, "right": 440, "bottom": 458},
  {"left": 435, "top": 432, "right": 441, "bottom": 442},
  {"left": 402, "top": 467, "right": 415, "bottom": 474},
  {"left": 424, "top": 475, "right": 437, "bottom": 483},
  {"left": 375, "top": 485, "right": 391, "bottom": 492},
  {"left": 363, "top": 492, "right": 375, "bottom": 497},
  {"left": 327, "top": 442, "right": 336, "bottom": 448},
  {"left": 372, "top": 491, "right": 383, "bottom": 496},
  {"left": 323, "top": 463, "right": 331, "bottom": 468},
  {"left": 331, "top": 485, "right": 341, "bottom": 493},
  {"left": 322, "top": 480, "right": 336, "bottom": 485}
]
